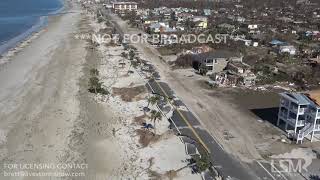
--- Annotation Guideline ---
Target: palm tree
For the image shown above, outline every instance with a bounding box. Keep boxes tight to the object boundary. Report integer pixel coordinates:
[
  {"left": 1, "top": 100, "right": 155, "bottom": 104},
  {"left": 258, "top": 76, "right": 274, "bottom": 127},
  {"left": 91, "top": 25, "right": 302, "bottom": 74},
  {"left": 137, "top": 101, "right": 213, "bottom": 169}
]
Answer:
[
  {"left": 129, "top": 50, "right": 135, "bottom": 60},
  {"left": 90, "top": 68, "right": 99, "bottom": 76},
  {"left": 150, "top": 110, "right": 162, "bottom": 135},
  {"left": 121, "top": 52, "right": 127, "bottom": 59},
  {"left": 147, "top": 95, "right": 160, "bottom": 108},
  {"left": 89, "top": 76, "right": 101, "bottom": 94}
]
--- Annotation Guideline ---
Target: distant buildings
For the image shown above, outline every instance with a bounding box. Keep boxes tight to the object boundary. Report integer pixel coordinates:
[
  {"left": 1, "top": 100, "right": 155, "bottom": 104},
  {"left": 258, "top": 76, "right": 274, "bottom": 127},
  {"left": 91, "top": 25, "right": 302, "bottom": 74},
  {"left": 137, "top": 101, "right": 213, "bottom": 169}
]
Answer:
[
  {"left": 269, "top": 40, "right": 297, "bottom": 55},
  {"left": 185, "top": 45, "right": 213, "bottom": 55},
  {"left": 112, "top": 2, "right": 138, "bottom": 12},
  {"left": 177, "top": 13, "right": 193, "bottom": 22},
  {"left": 278, "top": 92, "right": 320, "bottom": 143},
  {"left": 191, "top": 16, "right": 208, "bottom": 29},
  {"left": 217, "top": 23, "right": 235, "bottom": 30},
  {"left": 203, "top": 9, "right": 212, "bottom": 16},
  {"left": 279, "top": 45, "right": 297, "bottom": 55}
]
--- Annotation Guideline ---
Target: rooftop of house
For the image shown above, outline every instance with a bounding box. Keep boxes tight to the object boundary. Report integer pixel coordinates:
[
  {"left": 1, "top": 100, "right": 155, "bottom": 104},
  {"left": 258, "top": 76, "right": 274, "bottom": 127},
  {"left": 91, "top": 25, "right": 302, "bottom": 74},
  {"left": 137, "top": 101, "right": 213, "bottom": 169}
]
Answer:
[
  {"left": 112, "top": 1, "right": 138, "bottom": 5},
  {"left": 307, "top": 90, "right": 320, "bottom": 107},
  {"left": 177, "top": 13, "right": 193, "bottom": 17},
  {"left": 279, "top": 45, "right": 296, "bottom": 50},
  {"left": 218, "top": 23, "right": 235, "bottom": 29},
  {"left": 270, "top": 39, "right": 286, "bottom": 46},
  {"left": 228, "top": 61, "right": 250, "bottom": 69},
  {"left": 193, "top": 50, "right": 242, "bottom": 62},
  {"left": 280, "top": 91, "right": 320, "bottom": 108},
  {"left": 280, "top": 92, "right": 310, "bottom": 105}
]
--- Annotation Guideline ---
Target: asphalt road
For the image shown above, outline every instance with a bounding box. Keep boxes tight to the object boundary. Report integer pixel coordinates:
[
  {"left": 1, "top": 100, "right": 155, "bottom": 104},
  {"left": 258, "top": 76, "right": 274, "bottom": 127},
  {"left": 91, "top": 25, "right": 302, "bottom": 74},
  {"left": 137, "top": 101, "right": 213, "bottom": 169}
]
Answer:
[{"left": 146, "top": 79, "right": 291, "bottom": 180}]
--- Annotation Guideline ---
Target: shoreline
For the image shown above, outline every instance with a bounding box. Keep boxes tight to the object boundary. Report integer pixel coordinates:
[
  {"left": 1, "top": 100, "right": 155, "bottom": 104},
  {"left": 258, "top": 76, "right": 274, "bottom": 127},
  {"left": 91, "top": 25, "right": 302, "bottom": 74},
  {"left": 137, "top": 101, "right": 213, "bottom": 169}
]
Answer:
[
  {"left": 0, "top": 1, "right": 89, "bottom": 179},
  {"left": 0, "top": 0, "right": 66, "bottom": 63},
  {"left": 0, "top": 17, "right": 48, "bottom": 56}
]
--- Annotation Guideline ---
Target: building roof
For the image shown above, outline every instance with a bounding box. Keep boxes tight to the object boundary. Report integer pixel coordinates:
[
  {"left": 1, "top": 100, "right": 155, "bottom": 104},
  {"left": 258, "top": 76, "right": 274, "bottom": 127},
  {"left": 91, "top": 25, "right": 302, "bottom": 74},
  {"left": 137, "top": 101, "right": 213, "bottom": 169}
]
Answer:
[
  {"left": 280, "top": 91, "right": 320, "bottom": 108},
  {"left": 280, "top": 92, "right": 310, "bottom": 105},
  {"left": 228, "top": 61, "right": 250, "bottom": 69},
  {"left": 270, "top": 39, "right": 286, "bottom": 46},
  {"left": 218, "top": 23, "right": 235, "bottom": 29},
  {"left": 112, "top": 2, "right": 138, "bottom": 5},
  {"left": 193, "top": 50, "right": 241, "bottom": 62}
]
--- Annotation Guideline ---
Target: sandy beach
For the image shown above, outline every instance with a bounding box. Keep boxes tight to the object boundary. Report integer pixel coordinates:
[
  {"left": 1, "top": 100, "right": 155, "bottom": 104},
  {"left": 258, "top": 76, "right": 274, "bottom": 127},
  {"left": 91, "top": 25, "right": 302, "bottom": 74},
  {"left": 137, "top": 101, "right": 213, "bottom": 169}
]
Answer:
[{"left": 0, "top": 0, "right": 88, "bottom": 179}]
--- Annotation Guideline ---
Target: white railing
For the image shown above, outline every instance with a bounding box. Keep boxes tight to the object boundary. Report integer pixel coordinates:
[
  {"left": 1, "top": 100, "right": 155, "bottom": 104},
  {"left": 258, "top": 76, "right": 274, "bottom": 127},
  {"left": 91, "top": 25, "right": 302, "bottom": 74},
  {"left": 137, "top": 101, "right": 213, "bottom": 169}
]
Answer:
[
  {"left": 297, "top": 133, "right": 304, "bottom": 141},
  {"left": 298, "top": 108, "right": 305, "bottom": 114},
  {"left": 311, "top": 112, "right": 316, "bottom": 118},
  {"left": 297, "top": 120, "right": 305, "bottom": 126},
  {"left": 307, "top": 112, "right": 320, "bottom": 120},
  {"left": 298, "top": 123, "right": 314, "bottom": 139},
  {"left": 314, "top": 124, "right": 320, "bottom": 130}
]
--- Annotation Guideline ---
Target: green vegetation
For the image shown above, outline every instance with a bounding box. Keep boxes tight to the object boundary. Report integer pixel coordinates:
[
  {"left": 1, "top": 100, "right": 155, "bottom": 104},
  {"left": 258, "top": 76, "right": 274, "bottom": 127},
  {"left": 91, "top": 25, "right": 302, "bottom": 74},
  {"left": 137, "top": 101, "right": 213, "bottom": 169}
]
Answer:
[
  {"left": 150, "top": 110, "right": 162, "bottom": 134},
  {"left": 90, "top": 68, "right": 99, "bottom": 76},
  {"left": 193, "top": 155, "right": 212, "bottom": 172},
  {"left": 88, "top": 68, "right": 109, "bottom": 95},
  {"left": 130, "top": 60, "right": 138, "bottom": 69},
  {"left": 121, "top": 10, "right": 139, "bottom": 27},
  {"left": 129, "top": 50, "right": 136, "bottom": 60},
  {"left": 147, "top": 95, "right": 161, "bottom": 108},
  {"left": 121, "top": 52, "right": 128, "bottom": 59}
]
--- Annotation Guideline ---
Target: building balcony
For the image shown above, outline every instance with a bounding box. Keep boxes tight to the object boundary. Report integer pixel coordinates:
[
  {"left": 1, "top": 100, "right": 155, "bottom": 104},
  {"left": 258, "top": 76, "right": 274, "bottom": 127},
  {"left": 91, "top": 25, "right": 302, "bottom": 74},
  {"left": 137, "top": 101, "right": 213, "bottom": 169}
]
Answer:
[
  {"left": 279, "top": 112, "right": 287, "bottom": 118},
  {"left": 309, "top": 112, "right": 320, "bottom": 120},
  {"left": 290, "top": 106, "right": 299, "bottom": 114},
  {"left": 297, "top": 120, "right": 305, "bottom": 126},
  {"left": 298, "top": 108, "right": 306, "bottom": 114},
  {"left": 285, "top": 118, "right": 305, "bottom": 127},
  {"left": 287, "top": 118, "right": 296, "bottom": 125},
  {"left": 280, "top": 100, "right": 289, "bottom": 107}
]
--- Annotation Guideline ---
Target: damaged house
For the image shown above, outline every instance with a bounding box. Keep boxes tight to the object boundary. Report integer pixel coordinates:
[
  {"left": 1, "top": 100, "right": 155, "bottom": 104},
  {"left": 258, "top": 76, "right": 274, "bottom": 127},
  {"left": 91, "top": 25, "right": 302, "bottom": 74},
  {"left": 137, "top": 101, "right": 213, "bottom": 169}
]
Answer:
[
  {"left": 214, "top": 62, "right": 256, "bottom": 87},
  {"left": 192, "top": 50, "right": 243, "bottom": 75},
  {"left": 191, "top": 50, "right": 256, "bottom": 87}
]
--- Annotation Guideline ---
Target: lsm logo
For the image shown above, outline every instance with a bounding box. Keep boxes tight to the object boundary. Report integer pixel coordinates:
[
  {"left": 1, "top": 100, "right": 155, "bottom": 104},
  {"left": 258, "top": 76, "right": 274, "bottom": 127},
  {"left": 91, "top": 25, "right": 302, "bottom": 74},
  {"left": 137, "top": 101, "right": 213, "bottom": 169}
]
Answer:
[{"left": 270, "top": 148, "right": 317, "bottom": 173}]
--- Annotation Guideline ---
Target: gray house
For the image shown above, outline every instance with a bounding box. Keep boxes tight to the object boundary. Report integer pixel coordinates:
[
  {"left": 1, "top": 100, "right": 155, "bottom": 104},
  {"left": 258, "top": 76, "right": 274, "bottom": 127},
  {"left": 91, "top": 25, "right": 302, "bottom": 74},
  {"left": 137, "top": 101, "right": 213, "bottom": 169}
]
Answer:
[
  {"left": 192, "top": 50, "right": 243, "bottom": 75},
  {"left": 278, "top": 92, "right": 320, "bottom": 143}
]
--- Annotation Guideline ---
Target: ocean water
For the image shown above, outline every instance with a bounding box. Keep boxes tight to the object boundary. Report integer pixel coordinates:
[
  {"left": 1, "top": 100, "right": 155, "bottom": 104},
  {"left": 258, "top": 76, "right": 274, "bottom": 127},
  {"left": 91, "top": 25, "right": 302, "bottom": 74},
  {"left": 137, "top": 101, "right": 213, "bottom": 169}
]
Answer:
[{"left": 0, "top": 0, "right": 63, "bottom": 54}]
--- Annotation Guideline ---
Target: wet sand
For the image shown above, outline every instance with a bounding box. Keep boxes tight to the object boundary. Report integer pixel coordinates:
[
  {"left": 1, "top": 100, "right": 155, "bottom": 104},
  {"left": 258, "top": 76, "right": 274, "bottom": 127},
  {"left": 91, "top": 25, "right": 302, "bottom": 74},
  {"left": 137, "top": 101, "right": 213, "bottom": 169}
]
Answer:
[{"left": 0, "top": 1, "right": 90, "bottom": 179}]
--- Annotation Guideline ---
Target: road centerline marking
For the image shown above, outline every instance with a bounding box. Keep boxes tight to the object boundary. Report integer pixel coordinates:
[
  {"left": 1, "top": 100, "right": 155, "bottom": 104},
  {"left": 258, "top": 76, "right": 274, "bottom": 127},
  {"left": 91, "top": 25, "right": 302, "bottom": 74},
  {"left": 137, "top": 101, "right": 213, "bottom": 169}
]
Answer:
[{"left": 153, "top": 79, "right": 210, "bottom": 153}]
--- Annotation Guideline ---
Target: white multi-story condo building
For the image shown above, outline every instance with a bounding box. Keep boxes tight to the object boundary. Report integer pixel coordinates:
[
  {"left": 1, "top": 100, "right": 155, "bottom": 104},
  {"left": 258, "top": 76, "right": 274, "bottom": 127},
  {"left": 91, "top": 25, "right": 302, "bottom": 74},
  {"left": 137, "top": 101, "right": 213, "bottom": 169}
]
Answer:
[
  {"left": 112, "top": 2, "right": 138, "bottom": 12},
  {"left": 278, "top": 92, "right": 320, "bottom": 143}
]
